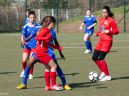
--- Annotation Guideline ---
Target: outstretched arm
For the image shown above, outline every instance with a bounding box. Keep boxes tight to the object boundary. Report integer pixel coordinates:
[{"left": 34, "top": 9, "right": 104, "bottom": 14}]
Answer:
[{"left": 80, "top": 23, "right": 85, "bottom": 31}]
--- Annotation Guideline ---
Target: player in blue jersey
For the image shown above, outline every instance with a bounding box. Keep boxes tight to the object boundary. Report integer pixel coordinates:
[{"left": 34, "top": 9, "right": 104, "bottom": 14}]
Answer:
[
  {"left": 20, "top": 11, "right": 38, "bottom": 79},
  {"left": 80, "top": 9, "right": 97, "bottom": 54}
]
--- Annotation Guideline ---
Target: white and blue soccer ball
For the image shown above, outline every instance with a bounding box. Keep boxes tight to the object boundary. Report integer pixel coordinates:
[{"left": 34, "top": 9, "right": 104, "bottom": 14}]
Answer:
[{"left": 88, "top": 71, "right": 99, "bottom": 82}]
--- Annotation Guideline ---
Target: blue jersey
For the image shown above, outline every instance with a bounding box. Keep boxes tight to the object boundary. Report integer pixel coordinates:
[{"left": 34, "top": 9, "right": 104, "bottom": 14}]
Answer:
[
  {"left": 21, "top": 24, "right": 38, "bottom": 49},
  {"left": 48, "top": 29, "right": 57, "bottom": 57},
  {"left": 83, "top": 15, "right": 97, "bottom": 34}
]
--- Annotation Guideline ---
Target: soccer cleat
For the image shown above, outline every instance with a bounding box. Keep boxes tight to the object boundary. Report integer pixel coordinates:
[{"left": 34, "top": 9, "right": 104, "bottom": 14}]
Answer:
[
  {"left": 99, "top": 76, "right": 111, "bottom": 81},
  {"left": 16, "top": 84, "right": 27, "bottom": 90},
  {"left": 29, "top": 74, "right": 33, "bottom": 80},
  {"left": 51, "top": 85, "right": 63, "bottom": 91},
  {"left": 20, "top": 71, "right": 25, "bottom": 77},
  {"left": 45, "top": 86, "right": 51, "bottom": 91},
  {"left": 64, "top": 84, "right": 72, "bottom": 90},
  {"left": 99, "top": 72, "right": 105, "bottom": 80},
  {"left": 84, "top": 49, "right": 92, "bottom": 54}
]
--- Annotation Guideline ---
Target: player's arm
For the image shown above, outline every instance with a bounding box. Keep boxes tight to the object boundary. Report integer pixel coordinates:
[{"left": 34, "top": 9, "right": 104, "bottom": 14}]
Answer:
[
  {"left": 103, "top": 20, "right": 119, "bottom": 35},
  {"left": 80, "top": 23, "right": 85, "bottom": 31},
  {"left": 36, "top": 29, "right": 51, "bottom": 41},
  {"left": 20, "top": 35, "right": 26, "bottom": 47},
  {"left": 87, "top": 22, "right": 97, "bottom": 29},
  {"left": 53, "top": 38, "right": 65, "bottom": 59}
]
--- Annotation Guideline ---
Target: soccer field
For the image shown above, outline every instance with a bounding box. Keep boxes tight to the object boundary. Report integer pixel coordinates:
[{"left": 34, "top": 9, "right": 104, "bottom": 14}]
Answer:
[{"left": 0, "top": 32, "right": 129, "bottom": 96}]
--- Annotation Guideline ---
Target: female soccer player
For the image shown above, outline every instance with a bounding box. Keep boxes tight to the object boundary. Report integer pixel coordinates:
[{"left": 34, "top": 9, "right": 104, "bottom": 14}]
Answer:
[
  {"left": 20, "top": 11, "right": 38, "bottom": 79},
  {"left": 17, "top": 16, "right": 63, "bottom": 91},
  {"left": 92, "top": 6, "right": 119, "bottom": 81},
  {"left": 80, "top": 9, "right": 97, "bottom": 53}
]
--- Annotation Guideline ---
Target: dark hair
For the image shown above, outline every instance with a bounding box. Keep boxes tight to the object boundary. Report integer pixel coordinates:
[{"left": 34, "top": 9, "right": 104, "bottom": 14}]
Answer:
[
  {"left": 28, "top": 10, "right": 36, "bottom": 17},
  {"left": 103, "top": 6, "right": 114, "bottom": 18},
  {"left": 41, "top": 16, "right": 56, "bottom": 27},
  {"left": 86, "top": 9, "right": 91, "bottom": 11}
]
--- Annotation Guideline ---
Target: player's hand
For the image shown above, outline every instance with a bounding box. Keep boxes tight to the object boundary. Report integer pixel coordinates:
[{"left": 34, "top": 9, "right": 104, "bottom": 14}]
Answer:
[
  {"left": 104, "top": 30, "right": 109, "bottom": 33},
  {"left": 79, "top": 26, "right": 83, "bottom": 31},
  {"left": 59, "top": 52, "right": 65, "bottom": 60},
  {"left": 87, "top": 26, "right": 92, "bottom": 30},
  {"left": 57, "top": 46, "right": 63, "bottom": 51}
]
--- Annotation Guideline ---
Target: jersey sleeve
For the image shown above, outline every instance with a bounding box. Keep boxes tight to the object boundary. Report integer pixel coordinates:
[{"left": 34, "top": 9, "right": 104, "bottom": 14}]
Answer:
[
  {"left": 83, "top": 17, "right": 86, "bottom": 24},
  {"left": 92, "top": 16, "right": 97, "bottom": 23},
  {"left": 109, "top": 19, "right": 119, "bottom": 35},
  {"left": 21, "top": 25, "right": 27, "bottom": 36}
]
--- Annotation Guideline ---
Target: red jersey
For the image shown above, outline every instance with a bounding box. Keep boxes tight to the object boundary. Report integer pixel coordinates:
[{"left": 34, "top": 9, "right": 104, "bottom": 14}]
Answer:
[
  {"left": 35, "top": 27, "right": 51, "bottom": 56},
  {"left": 96, "top": 17, "right": 119, "bottom": 41}
]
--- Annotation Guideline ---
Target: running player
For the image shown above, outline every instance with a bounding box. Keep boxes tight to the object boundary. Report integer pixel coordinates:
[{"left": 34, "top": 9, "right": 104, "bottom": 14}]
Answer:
[
  {"left": 92, "top": 6, "right": 119, "bottom": 81},
  {"left": 80, "top": 9, "right": 97, "bottom": 53},
  {"left": 17, "top": 16, "right": 63, "bottom": 91},
  {"left": 20, "top": 11, "right": 38, "bottom": 79}
]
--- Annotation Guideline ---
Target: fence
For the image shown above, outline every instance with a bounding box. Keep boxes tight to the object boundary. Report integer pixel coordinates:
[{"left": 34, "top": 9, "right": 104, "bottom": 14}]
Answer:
[{"left": 0, "top": 0, "right": 128, "bottom": 32}]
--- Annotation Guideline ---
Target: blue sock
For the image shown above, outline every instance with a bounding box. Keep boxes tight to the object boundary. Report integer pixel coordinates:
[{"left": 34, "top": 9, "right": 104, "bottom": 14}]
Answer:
[
  {"left": 85, "top": 41, "right": 90, "bottom": 50},
  {"left": 54, "top": 59, "right": 66, "bottom": 86},
  {"left": 89, "top": 41, "right": 92, "bottom": 51},
  {"left": 22, "top": 66, "right": 30, "bottom": 85}
]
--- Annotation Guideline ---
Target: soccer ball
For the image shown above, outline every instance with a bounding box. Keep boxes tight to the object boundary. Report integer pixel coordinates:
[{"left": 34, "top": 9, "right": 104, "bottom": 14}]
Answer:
[{"left": 88, "top": 71, "right": 99, "bottom": 82}]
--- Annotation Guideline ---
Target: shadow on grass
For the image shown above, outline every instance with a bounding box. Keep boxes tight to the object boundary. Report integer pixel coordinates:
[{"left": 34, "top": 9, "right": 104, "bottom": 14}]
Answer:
[
  {"left": 112, "top": 76, "right": 129, "bottom": 80},
  {"left": 34, "top": 72, "right": 80, "bottom": 79},
  {"left": 110, "top": 50, "right": 118, "bottom": 53},
  {"left": 0, "top": 71, "right": 17, "bottom": 74},
  {"left": 70, "top": 82, "right": 103, "bottom": 89}
]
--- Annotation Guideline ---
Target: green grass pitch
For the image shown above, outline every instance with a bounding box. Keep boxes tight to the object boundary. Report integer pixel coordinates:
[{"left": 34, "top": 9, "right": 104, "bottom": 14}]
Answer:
[{"left": 0, "top": 32, "right": 129, "bottom": 96}]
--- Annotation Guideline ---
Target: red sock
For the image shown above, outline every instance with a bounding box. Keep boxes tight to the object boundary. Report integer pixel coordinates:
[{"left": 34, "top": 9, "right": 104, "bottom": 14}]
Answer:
[
  {"left": 29, "top": 64, "right": 34, "bottom": 74},
  {"left": 44, "top": 71, "right": 50, "bottom": 87},
  {"left": 22, "top": 61, "right": 27, "bottom": 70},
  {"left": 100, "top": 60, "right": 109, "bottom": 76},
  {"left": 50, "top": 72, "right": 56, "bottom": 86},
  {"left": 94, "top": 60, "right": 103, "bottom": 72}
]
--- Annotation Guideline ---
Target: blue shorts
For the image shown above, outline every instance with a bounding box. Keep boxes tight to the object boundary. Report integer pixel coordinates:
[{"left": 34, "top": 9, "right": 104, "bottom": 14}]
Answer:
[{"left": 84, "top": 31, "right": 94, "bottom": 36}]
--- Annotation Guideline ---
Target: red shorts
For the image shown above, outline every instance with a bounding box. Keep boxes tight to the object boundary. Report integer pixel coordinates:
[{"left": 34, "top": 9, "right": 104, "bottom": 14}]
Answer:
[
  {"left": 23, "top": 48, "right": 35, "bottom": 54},
  {"left": 95, "top": 40, "right": 112, "bottom": 53},
  {"left": 36, "top": 53, "right": 52, "bottom": 65}
]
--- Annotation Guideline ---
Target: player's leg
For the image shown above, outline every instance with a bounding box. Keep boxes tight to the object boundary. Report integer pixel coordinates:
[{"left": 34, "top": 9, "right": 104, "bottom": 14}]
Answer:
[
  {"left": 44, "top": 66, "right": 51, "bottom": 91},
  {"left": 54, "top": 58, "right": 72, "bottom": 90},
  {"left": 48, "top": 59, "right": 63, "bottom": 91},
  {"left": 98, "top": 51, "right": 111, "bottom": 81},
  {"left": 28, "top": 49, "right": 35, "bottom": 79},
  {"left": 84, "top": 33, "right": 92, "bottom": 53},
  {"left": 92, "top": 49, "right": 103, "bottom": 72},
  {"left": 17, "top": 56, "right": 37, "bottom": 90},
  {"left": 20, "top": 49, "right": 30, "bottom": 77}
]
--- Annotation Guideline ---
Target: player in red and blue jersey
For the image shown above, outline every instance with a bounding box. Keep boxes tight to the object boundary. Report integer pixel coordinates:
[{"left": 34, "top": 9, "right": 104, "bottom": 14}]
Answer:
[
  {"left": 80, "top": 9, "right": 97, "bottom": 53},
  {"left": 17, "top": 16, "right": 63, "bottom": 91},
  {"left": 92, "top": 6, "right": 119, "bottom": 81},
  {"left": 20, "top": 11, "right": 38, "bottom": 79}
]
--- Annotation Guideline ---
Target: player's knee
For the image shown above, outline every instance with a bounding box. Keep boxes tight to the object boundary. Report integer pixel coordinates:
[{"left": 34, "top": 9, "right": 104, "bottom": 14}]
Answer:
[{"left": 92, "top": 55, "right": 98, "bottom": 61}]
